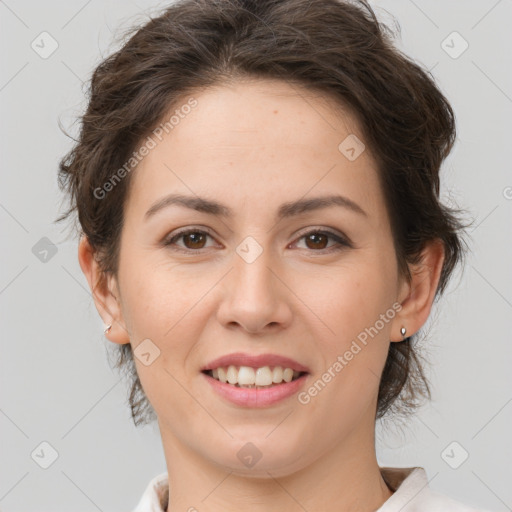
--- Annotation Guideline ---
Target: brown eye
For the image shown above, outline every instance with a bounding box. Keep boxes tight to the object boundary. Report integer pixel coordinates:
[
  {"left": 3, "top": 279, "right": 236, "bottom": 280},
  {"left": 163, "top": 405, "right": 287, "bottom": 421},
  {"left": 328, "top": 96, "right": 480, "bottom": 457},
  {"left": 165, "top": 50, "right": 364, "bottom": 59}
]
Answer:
[
  {"left": 295, "top": 230, "right": 350, "bottom": 252},
  {"left": 164, "top": 229, "right": 214, "bottom": 251},
  {"left": 304, "top": 232, "right": 329, "bottom": 250},
  {"left": 181, "top": 231, "right": 207, "bottom": 249}
]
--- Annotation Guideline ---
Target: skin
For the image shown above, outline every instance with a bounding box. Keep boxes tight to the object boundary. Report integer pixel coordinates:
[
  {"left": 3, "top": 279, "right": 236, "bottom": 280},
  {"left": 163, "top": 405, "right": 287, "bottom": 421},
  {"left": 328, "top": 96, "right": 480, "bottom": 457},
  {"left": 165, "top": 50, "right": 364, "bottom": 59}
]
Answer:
[{"left": 79, "top": 78, "right": 444, "bottom": 512}]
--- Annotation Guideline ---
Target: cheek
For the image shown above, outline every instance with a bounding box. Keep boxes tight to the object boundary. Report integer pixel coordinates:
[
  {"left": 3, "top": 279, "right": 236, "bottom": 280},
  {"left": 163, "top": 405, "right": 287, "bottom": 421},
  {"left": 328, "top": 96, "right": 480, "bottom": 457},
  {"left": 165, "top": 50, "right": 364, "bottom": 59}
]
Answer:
[
  {"left": 301, "top": 254, "right": 396, "bottom": 402},
  {"left": 304, "top": 256, "right": 395, "bottom": 340},
  {"left": 301, "top": 285, "right": 394, "bottom": 426},
  {"left": 120, "top": 263, "right": 208, "bottom": 412},
  {"left": 119, "top": 254, "right": 193, "bottom": 332},
  {"left": 119, "top": 257, "right": 218, "bottom": 375}
]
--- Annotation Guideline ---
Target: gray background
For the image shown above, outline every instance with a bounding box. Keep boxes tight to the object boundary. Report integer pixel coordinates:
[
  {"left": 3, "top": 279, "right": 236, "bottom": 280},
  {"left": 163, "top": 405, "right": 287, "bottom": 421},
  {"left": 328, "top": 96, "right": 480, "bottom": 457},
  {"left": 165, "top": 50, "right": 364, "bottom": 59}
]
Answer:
[{"left": 1, "top": 0, "right": 511, "bottom": 510}]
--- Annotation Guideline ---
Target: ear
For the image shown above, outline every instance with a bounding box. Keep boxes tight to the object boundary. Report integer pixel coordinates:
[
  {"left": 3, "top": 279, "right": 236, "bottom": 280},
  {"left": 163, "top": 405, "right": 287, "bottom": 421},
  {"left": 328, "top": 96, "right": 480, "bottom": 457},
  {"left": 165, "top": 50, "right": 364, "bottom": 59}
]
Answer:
[
  {"left": 77, "top": 235, "right": 130, "bottom": 345},
  {"left": 390, "top": 239, "right": 445, "bottom": 342}
]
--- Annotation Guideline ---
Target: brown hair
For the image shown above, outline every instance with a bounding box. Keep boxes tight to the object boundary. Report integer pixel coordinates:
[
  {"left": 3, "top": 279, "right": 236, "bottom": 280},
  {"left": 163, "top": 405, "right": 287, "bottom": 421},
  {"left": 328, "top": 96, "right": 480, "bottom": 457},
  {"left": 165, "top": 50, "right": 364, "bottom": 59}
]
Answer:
[{"left": 56, "top": 0, "right": 471, "bottom": 426}]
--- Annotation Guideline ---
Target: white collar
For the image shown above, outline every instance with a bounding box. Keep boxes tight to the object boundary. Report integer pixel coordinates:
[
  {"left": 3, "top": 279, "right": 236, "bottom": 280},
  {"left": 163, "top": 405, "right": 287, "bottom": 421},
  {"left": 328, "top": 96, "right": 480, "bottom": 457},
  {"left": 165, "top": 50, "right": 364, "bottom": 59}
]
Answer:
[{"left": 132, "top": 466, "right": 487, "bottom": 512}]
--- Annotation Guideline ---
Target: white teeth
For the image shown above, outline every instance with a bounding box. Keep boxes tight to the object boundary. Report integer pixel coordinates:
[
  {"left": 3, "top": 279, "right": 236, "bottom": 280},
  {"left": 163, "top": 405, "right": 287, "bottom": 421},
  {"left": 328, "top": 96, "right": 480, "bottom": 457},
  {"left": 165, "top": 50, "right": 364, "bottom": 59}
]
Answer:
[
  {"left": 272, "top": 366, "right": 283, "bottom": 383},
  {"left": 255, "top": 366, "right": 273, "bottom": 386},
  {"left": 217, "top": 367, "right": 227, "bottom": 383},
  {"left": 226, "top": 365, "right": 238, "bottom": 384},
  {"left": 207, "top": 365, "right": 302, "bottom": 387},
  {"left": 283, "top": 368, "right": 294, "bottom": 383},
  {"left": 238, "top": 366, "right": 255, "bottom": 385}
]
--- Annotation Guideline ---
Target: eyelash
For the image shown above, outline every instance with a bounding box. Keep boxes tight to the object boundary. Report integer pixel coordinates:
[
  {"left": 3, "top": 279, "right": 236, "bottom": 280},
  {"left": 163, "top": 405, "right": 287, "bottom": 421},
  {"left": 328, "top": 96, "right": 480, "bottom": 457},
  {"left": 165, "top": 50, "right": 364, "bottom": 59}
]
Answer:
[{"left": 163, "top": 227, "right": 351, "bottom": 254}]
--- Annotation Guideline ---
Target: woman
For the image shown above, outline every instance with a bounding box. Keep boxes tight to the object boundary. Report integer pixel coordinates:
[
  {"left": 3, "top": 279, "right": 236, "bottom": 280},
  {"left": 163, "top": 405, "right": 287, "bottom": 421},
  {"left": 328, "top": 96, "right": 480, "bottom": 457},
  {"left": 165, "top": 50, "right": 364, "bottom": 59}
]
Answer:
[{"left": 57, "top": 0, "right": 491, "bottom": 510}]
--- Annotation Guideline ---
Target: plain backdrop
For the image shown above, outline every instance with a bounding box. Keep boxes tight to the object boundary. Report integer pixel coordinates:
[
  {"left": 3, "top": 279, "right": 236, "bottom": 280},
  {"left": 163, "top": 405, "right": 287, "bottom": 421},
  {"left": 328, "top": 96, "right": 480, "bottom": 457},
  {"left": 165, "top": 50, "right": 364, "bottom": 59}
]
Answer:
[{"left": 1, "top": 0, "right": 511, "bottom": 510}]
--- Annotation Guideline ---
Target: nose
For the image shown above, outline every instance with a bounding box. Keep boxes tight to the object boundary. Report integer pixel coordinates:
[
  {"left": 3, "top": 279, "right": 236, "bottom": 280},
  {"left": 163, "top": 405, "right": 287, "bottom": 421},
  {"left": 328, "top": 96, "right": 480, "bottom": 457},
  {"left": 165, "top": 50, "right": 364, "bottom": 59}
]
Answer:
[{"left": 216, "top": 247, "right": 293, "bottom": 334}]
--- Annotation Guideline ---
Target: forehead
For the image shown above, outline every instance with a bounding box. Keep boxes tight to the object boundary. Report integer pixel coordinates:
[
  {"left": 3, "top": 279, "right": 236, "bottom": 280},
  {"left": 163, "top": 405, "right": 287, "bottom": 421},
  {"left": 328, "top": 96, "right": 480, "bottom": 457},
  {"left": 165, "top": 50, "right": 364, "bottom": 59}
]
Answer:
[
  {"left": 174, "top": 78, "right": 361, "bottom": 146},
  {"left": 126, "top": 78, "right": 385, "bottom": 225}
]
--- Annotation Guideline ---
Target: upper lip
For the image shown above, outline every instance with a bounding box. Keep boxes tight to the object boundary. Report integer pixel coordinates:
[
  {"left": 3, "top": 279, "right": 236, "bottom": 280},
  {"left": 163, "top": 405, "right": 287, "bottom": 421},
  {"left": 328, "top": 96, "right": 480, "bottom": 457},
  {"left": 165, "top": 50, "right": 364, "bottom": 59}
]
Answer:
[{"left": 201, "top": 352, "right": 310, "bottom": 373}]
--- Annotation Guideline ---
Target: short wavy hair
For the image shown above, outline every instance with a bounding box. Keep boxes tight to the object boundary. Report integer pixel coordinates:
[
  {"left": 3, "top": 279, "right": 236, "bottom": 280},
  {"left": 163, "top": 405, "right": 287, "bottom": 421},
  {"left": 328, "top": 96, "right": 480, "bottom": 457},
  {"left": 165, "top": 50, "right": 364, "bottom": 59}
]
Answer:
[{"left": 57, "top": 0, "right": 471, "bottom": 427}]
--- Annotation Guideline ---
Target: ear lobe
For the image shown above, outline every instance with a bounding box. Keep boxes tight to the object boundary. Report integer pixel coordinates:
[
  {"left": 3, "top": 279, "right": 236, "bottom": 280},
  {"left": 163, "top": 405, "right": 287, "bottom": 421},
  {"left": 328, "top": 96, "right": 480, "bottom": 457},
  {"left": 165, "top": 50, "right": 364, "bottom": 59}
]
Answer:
[
  {"left": 77, "top": 235, "right": 130, "bottom": 345},
  {"left": 391, "top": 239, "right": 445, "bottom": 342}
]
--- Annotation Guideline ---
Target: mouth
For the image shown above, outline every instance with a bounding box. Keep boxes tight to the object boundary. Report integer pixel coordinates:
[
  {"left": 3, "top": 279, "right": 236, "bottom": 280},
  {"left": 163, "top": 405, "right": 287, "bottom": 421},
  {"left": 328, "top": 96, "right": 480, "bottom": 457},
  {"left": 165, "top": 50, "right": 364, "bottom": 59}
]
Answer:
[
  {"left": 202, "top": 365, "right": 308, "bottom": 389},
  {"left": 200, "top": 352, "right": 311, "bottom": 406}
]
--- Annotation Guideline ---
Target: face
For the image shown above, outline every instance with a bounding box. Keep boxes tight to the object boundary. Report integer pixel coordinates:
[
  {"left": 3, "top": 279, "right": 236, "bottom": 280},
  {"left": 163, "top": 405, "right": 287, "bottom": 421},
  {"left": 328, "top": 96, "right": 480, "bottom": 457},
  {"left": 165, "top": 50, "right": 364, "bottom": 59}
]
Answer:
[{"left": 101, "top": 79, "right": 409, "bottom": 475}]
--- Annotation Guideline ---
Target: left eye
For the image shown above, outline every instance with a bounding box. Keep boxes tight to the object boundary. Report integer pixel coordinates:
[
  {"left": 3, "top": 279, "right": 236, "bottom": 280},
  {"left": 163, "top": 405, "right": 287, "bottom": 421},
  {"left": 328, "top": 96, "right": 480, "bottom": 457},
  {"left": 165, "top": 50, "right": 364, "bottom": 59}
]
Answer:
[
  {"left": 294, "top": 230, "right": 349, "bottom": 251},
  {"left": 163, "top": 229, "right": 350, "bottom": 252}
]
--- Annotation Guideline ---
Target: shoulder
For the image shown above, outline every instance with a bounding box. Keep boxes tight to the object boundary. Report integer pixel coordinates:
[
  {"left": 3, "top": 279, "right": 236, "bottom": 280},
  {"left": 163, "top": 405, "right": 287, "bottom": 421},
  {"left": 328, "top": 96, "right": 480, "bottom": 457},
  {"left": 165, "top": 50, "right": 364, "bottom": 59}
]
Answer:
[{"left": 378, "top": 467, "right": 494, "bottom": 512}]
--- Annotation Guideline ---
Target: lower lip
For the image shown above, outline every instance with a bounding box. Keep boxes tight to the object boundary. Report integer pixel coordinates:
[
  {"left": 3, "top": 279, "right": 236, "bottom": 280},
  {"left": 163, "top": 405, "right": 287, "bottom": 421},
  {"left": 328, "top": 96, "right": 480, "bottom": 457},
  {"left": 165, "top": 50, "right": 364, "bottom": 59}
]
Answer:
[{"left": 202, "top": 372, "right": 309, "bottom": 407}]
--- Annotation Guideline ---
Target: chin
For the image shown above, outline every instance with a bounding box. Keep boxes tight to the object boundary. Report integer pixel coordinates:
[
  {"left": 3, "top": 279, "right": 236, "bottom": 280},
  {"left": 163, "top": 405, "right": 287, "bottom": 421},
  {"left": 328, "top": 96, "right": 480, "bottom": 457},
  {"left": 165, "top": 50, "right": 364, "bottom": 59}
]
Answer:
[{"left": 205, "top": 428, "right": 310, "bottom": 476}]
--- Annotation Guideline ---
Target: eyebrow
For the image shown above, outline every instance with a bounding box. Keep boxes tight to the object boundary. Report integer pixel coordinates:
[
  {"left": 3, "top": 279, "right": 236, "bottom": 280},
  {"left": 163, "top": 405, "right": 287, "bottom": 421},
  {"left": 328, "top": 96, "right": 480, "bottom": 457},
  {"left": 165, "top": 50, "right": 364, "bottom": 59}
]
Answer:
[{"left": 144, "top": 193, "right": 367, "bottom": 221}]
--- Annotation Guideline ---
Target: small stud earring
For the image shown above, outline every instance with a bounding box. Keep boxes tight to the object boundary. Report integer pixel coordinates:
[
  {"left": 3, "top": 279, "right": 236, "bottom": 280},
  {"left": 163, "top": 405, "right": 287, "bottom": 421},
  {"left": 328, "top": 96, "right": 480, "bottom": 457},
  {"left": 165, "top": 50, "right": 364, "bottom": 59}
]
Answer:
[
  {"left": 400, "top": 326, "right": 407, "bottom": 338},
  {"left": 104, "top": 324, "right": 112, "bottom": 334}
]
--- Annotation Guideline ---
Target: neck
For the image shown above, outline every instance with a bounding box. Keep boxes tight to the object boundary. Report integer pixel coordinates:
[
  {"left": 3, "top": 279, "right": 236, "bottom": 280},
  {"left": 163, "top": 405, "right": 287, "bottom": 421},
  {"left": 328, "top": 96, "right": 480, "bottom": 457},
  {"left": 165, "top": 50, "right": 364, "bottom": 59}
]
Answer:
[{"left": 158, "top": 410, "right": 393, "bottom": 512}]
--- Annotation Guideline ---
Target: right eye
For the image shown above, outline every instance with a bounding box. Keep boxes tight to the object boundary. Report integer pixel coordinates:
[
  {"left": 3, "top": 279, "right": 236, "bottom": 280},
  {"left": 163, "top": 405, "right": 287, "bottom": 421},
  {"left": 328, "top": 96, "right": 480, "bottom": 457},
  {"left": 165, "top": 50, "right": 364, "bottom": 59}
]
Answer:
[{"left": 163, "top": 228, "right": 217, "bottom": 252}]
